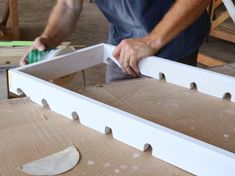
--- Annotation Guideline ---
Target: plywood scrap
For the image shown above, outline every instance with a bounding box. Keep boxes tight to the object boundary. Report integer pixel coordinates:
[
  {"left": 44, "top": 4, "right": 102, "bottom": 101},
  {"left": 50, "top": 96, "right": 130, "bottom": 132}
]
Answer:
[{"left": 20, "top": 145, "right": 80, "bottom": 176}]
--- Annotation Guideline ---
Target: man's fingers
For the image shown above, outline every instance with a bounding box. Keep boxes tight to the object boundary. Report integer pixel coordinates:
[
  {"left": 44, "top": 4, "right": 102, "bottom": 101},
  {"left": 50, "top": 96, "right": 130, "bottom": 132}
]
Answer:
[
  {"left": 119, "top": 47, "right": 125, "bottom": 68},
  {"left": 124, "top": 64, "right": 137, "bottom": 76},
  {"left": 123, "top": 53, "right": 137, "bottom": 76},
  {"left": 19, "top": 37, "right": 46, "bottom": 66},
  {"left": 113, "top": 39, "right": 140, "bottom": 76},
  {"left": 19, "top": 58, "right": 27, "bottom": 66},
  {"left": 118, "top": 47, "right": 127, "bottom": 73},
  {"left": 34, "top": 38, "right": 46, "bottom": 51},
  {"left": 129, "top": 56, "right": 140, "bottom": 75},
  {"left": 113, "top": 43, "right": 122, "bottom": 59},
  {"left": 19, "top": 45, "right": 33, "bottom": 66}
]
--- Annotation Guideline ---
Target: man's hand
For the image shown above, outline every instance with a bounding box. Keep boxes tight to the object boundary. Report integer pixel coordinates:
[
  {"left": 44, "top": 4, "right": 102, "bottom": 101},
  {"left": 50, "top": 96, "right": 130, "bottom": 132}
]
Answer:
[
  {"left": 113, "top": 36, "right": 159, "bottom": 76},
  {"left": 113, "top": 0, "right": 211, "bottom": 76},
  {"left": 19, "top": 37, "right": 57, "bottom": 66},
  {"left": 20, "top": 0, "right": 83, "bottom": 66}
]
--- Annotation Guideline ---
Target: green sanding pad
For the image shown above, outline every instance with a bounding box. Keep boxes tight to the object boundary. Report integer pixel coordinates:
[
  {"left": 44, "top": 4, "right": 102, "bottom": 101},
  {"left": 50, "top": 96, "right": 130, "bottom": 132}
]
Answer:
[{"left": 26, "top": 47, "right": 75, "bottom": 64}]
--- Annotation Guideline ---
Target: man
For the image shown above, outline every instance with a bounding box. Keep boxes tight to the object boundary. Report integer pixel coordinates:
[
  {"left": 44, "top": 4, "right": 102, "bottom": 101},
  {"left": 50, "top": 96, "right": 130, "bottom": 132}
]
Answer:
[{"left": 20, "top": 0, "right": 211, "bottom": 82}]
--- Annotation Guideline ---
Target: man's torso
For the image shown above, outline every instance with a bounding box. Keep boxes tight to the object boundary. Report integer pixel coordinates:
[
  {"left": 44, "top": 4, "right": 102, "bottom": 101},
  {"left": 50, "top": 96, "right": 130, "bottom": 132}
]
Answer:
[{"left": 95, "top": 0, "right": 210, "bottom": 61}]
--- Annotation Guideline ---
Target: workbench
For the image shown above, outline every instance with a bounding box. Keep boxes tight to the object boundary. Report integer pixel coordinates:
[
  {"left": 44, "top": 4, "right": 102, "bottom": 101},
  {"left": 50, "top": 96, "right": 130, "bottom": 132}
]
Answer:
[{"left": 1, "top": 63, "right": 235, "bottom": 175}]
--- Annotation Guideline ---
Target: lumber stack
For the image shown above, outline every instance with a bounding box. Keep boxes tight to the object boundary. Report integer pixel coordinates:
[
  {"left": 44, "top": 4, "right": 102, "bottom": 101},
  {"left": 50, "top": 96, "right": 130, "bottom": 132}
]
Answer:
[{"left": 209, "top": 0, "right": 235, "bottom": 43}]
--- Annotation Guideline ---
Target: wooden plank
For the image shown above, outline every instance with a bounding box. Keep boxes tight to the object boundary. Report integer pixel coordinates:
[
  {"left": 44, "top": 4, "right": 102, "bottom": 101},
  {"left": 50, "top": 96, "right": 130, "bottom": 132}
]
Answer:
[
  {"left": 218, "top": 20, "right": 235, "bottom": 34},
  {"left": 210, "top": 27, "right": 235, "bottom": 43},
  {"left": 209, "top": 63, "right": 235, "bottom": 76},
  {"left": 212, "top": 11, "right": 230, "bottom": 28},
  {"left": 0, "top": 0, "right": 9, "bottom": 26},
  {"left": 214, "top": 0, "right": 223, "bottom": 9},
  {"left": 0, "top": 69, "right": 8, "bottom": 100},
  {"left": 9, "top": 0, "right": 20, "bottom": 40},
  {"left": 0, "top": 0, "right": 19, "bottom": 40},
  {"left": 0, "top": 47, "right": 28, "bottom": 66},
  {"left": 197, "top": 53, "right": 226, "bottom": 67}
]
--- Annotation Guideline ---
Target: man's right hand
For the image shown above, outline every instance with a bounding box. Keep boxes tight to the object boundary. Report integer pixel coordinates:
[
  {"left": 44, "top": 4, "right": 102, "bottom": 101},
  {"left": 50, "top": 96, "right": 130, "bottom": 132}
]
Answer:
[
  {"left": 20, "top": 0, "right": 83, "bottom": 66},
  {"left": 19, "top": 37, "right": 56, "bottom": 66}
]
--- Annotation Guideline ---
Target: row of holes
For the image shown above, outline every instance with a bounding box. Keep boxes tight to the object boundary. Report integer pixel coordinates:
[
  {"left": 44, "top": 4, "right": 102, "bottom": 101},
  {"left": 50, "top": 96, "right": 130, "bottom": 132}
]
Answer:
[
  {"left": 104, "top": 127, "right": 153, "bottom": 153},
  {"left": 17, "top": 76, "right": 233, "bottom": 101},
  {"left": 17, "top": 88, "right": 234, "bottom": 155},
  {"left": 39, "top": 101, "right": 153, "bottom": 153},
  {"left": 158, "top": 73, "right": 232, "bottom": 101},
  {"left": 160, "top": 73, "right": 197, "bottom": 89},
  {"left": 159, "top": 73, "right": 198, "bottom": 90}
]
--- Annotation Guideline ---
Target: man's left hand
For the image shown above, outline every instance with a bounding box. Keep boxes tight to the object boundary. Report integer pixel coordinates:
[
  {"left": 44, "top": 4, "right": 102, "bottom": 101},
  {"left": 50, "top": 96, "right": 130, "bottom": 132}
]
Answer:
[{"left": 112, "top": 36, "right": 159, "bottom": 76}]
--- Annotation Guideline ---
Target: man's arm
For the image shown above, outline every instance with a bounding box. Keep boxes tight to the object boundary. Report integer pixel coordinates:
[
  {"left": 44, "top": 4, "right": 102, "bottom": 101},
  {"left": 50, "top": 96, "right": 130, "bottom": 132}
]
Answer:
[
  {"left": 41, "top": 0, "right": 83, "bottom": 48},
  {"left": 113, "top": 0, "right": 211, "bottom": 76},
  {"left": 20, "top": 0, "right": 83, "bottom": 65}
]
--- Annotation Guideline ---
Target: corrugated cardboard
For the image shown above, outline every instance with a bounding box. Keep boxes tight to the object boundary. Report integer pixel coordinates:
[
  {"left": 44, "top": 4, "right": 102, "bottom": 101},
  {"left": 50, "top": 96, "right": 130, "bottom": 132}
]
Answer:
[{"left": 0, "top": 97, "right": 190, "bottom": 176}]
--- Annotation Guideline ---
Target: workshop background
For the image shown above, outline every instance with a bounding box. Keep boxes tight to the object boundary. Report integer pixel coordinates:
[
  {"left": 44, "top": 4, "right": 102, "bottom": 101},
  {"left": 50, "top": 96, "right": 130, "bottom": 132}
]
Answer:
[
  {"left": 0, "top": 0, "right": 235, "bottom": 176},
  {"left": 0, "top": 0, "right": 235, "bottom": 100}
]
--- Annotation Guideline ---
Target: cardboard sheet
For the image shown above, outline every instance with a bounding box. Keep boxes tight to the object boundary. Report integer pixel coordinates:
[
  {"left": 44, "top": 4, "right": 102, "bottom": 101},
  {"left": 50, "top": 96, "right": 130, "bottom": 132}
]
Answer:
[
  {"left": 0, "top": 98, "right": 190, "bottom": 176},
  {"left": 77, "top": 78, "right": 235, "bottom": 153}
]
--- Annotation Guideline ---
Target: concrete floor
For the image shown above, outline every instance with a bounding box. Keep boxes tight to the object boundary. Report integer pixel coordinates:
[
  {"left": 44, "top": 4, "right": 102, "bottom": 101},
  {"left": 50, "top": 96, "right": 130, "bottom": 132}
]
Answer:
[{"left": 0, "top": 0, "right": 235, "bottom": 98}]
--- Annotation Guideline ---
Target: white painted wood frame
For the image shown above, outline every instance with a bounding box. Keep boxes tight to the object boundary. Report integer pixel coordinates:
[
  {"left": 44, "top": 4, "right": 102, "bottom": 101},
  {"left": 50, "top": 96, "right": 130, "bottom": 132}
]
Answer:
[{"left": 9, "top": 44, "right": 235, "bottom": 176}]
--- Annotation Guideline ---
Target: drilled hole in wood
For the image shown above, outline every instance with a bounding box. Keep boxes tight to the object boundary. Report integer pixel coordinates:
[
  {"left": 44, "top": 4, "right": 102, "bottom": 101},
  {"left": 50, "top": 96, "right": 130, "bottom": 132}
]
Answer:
[
  {"left": 16, "top": 88, "right": 25, "bottom": 95},
  {"left": 143, "top": 143, "right": 153, "bottom": 154},
  {"left": 159, "top": 72, "right": 166, "bottom": 81},
  {"left": 223, "top": 92, "right": 232, "bottom": 101},
  {"left": 190, "top": 82, "right": 197, "bottom": 90},
  {"left": 104, "top": 126, "right": 113, "bottom": 138},
  {"left": 71, "top": 111, "right": 80, "bottom": 121},
  {"left": 41, "top": 99, "right": 50, "bottom": 108}
]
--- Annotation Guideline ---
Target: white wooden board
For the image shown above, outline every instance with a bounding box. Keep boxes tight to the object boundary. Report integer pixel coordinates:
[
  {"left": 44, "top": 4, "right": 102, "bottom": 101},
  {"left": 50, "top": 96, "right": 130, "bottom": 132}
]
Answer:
[{"left": 9, "top": 44, "right": 235, "bottom": 176}]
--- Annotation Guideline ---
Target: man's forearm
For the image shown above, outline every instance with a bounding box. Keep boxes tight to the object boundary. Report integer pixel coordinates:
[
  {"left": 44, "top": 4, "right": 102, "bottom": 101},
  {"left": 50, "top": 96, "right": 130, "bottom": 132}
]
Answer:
[
  {"left": 42, "top": 0, "right": 83, "bottom": 46},
  {"left": 148, "top": 0, "right": 211, "bottom": 50}
]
